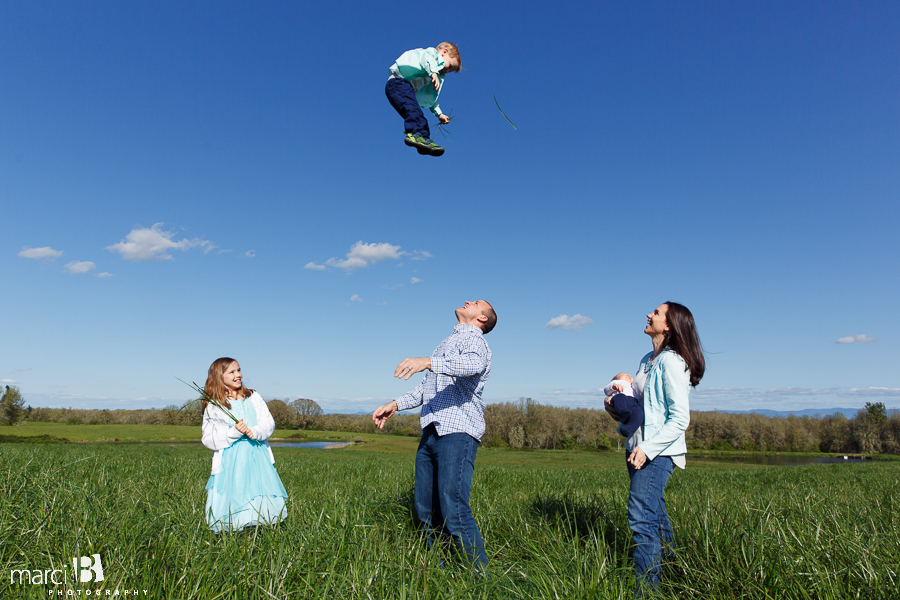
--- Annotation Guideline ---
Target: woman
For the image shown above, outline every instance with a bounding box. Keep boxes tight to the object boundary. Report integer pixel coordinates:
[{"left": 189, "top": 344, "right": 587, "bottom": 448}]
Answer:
[{"left": 606, "top": 302, "right": 705, "bottom": 595}]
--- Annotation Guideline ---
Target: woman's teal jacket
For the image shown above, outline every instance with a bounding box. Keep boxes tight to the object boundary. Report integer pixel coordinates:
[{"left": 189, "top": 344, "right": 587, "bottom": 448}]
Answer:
[{"left": 637, "top": 349, "right": 691, "bottom": 460}]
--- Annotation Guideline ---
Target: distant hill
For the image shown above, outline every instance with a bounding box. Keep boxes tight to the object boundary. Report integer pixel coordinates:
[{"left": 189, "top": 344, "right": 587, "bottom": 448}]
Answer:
[
  {"left": 329, "top": 407, "right": 897, "bottom": 419},
  {"left": 727, "top": 408, "right": 871, "bottom": 419}
]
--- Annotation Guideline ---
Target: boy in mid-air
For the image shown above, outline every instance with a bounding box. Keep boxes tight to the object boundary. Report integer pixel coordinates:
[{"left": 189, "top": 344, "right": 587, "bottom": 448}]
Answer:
[
  {"left": 604, "top": 372, "right": 644, "bottom": 439},
  {"left": 385, "top": 42, "right": 461, "bottom": 157}
]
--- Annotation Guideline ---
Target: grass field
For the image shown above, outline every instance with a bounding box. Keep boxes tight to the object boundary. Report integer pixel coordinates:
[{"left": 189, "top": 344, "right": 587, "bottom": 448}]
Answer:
[{"left": 1, "top": 426, "right": 898, "bottom": 599}]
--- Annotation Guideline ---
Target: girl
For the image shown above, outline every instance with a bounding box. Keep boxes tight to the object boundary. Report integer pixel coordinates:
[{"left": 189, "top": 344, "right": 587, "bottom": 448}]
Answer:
[{"left": 201, "top": 357, "right": 287, "bottom": 532}]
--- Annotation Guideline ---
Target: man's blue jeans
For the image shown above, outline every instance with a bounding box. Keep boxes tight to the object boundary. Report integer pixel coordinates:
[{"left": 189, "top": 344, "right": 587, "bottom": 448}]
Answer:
[
  {"left": 414, "top": 424, "right": 488, "bottom": 567},
  {"left": 627, "top": 455, "right": 675, "bottom": 594}
]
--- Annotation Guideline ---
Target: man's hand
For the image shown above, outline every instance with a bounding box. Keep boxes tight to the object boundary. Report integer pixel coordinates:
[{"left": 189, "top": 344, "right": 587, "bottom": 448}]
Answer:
[
  {"left": 438, "top": 114, "right": 450, "bottom": 125},
  {"left": 604, "top": 396, "right": 620, "bottom": 422},
  {"left": 431, "top": 72, "right": 440, "bottom": 91},
  {"left": 372, "top": 400, "right": 398, "bottom": 429},
  {"left": 394, "top": 357, "right": 432, "bottom": 380}
]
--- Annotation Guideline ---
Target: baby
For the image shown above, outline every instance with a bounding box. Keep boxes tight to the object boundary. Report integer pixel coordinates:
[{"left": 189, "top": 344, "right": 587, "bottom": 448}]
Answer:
[{"left": 603, "top": 372, "right": 644, "bottom": 438}]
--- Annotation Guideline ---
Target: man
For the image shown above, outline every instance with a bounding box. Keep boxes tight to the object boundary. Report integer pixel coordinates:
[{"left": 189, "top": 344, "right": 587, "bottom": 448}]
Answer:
[{"left": 372, "top": 299, "right": 497, "bottom": 568}]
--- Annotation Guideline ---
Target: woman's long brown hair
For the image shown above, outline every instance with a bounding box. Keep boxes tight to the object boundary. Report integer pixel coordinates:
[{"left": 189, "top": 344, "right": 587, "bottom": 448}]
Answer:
[
  {"left": 655, "top": 302, "right": 706, "bottom": 387},
  {"left": 202, "top": 357, "right": 254, "bottom": 414}
]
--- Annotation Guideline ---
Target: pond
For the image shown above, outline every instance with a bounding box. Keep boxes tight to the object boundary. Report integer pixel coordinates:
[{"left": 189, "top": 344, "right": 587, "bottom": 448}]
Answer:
[
  {"left": 693, "top": 454, "right": 872, "bottom": 466},
  {"left": 270, "top": 441, "right": 353, "bottom": 449}
]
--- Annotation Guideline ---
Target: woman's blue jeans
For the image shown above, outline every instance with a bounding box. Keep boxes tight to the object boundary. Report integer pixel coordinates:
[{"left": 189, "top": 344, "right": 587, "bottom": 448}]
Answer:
[
  {"left": 627, "top": 455, "right": 675, "bottom": 594},
  {"left": 414, "top": 424, "right": 488, "bottom": 567}
]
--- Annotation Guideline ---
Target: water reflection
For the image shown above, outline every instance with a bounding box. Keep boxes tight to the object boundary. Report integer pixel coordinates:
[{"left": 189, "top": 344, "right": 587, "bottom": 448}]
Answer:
[
  {"left": 270, "top": 441, "right": 352, "bottom": 449},
  {"left": 694, "top": 454, "right": 871, "bottom": 466}
]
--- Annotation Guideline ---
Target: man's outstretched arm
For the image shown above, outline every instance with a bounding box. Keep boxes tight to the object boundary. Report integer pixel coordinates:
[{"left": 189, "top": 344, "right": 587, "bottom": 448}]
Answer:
[
  {"left": 373, "top": 356, "right": 430, "bottom": 428},
  {"left": 395, "top": 357, "right": 432, "bottom": 380},
  {"left": 430, "top": 338, "right": 489, "bottom": 378}
]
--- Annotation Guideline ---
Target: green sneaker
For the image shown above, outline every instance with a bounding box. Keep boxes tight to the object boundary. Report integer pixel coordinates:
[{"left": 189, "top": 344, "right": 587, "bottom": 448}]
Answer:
[{"left": 404, "top": 133, "right": 445, "bottom": 157}]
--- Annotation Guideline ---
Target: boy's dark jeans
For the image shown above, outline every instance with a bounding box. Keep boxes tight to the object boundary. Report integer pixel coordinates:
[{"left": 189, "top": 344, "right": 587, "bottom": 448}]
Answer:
[{"left": 385, "top": 77, "right": 431, "bottom": 138}]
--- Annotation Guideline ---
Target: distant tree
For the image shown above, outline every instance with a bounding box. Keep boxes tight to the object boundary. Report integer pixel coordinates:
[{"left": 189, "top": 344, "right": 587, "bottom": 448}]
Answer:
[
  {"left": 819, "top": 413, "right": 852, "bottom": 453},
  {"left": 266, "top": 399, "right": 294, "bottom": 428},
  {"left": 160, "top": 405, "right": 182, "bottom": 426},
  {"left": 175, "top": 398, "right": 203, "bottom": 426},
  {"left": 865, "top": 402, "right": 888, "bottom": 426},
  {"left": 290, "top": 398, "right": 323, "bottom": 430},
  {"left": 853, "top": 404, "right": 885, "bottom": 454},
  {"left": 0, "top": 385, "right": 26, "bottom": 425}
]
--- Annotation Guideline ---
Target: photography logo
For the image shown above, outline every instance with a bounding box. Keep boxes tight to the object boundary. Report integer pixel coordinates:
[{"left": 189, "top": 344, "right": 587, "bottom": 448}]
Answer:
[
  {"left": 9, "top": 554, "right": 104, "bottom": 585},
  {"left": 9, "top": 552, "right": 147, "bottom": 595},
  {"left": 74, "top": 554, "right": 104, "bottom": 583}
]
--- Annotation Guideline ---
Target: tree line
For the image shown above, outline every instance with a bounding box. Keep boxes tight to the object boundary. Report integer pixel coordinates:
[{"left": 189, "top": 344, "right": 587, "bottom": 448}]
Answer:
[
  {"left": 7, "top": 384, "right": 898, "bottom": 454},
  {"left": 482, "top": 398, "right": 898, "bottom": 454}
]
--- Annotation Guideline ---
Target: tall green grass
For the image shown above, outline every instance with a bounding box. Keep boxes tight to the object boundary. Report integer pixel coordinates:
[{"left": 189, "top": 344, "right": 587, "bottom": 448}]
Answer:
[{"left": 1, "top": 444, "right": 897, "bottom": 599}]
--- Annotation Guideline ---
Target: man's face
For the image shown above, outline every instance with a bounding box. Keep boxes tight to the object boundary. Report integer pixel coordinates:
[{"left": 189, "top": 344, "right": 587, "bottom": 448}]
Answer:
[{"left": 456, "top": 300, "right": 490, "bottom": 326}]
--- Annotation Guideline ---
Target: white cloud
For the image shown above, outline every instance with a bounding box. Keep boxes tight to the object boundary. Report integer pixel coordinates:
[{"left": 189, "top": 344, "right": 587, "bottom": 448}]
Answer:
[
  {"left": 1, "top": 379, "right": 16, "bottom": 384},
  {"left": 381, "top": 283, "right": 404, "bottom": 290},
  {"left": 325, "top": 241, "right": 405, "bottom": 271},
  {"left": 836, "top": 334, "right": 877, "bottom": 344},
  {"left": 106, "top": 223, "right": 209, "bottom": 262},
  {"left": 842, "top": 387, "right": 900, "bottom": 397},
  {"left": 305, "top": 262, "right": 326, "bottom": 270},
  {"left": 411, "top": 250, "right": 433, "bottom": 261},
  {"left": 410, "top": 277, "right": 422, "bottom": 284},
  {"left": 13, "top": 367, "right": 32, "bottom": 372},
  {"left": 351, "top": 294, "right": 362, "bottom": 302},
  {"left": 65, "top": 260, "right": 96, "bottom": 275},
  {"left": 700, "top": 386, "right": 900, "bottom": 400},
  {"left": 95, "top": 272, "right": 113, "bottom": 278},
  {"left": 244, "top": 250, "right": 256, "bottom": 258},
  {"left": 692, "top": 387, "right": 756, "bottom": 397},
  {"left": 765, "top": 387, "right": 838, "bottom": 396},
  {"left": 19, "top": 246, "right": 63, "bottom": 261},
  {"left": 546, "top": 314, "right": 593, "bottom": 331}
]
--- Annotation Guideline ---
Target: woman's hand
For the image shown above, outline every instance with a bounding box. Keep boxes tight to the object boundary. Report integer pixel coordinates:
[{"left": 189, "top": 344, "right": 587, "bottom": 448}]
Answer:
[
  {"left": 604, "top": 396, "right": 621, "bottom": 422},
  {"left": 628, "top": 446, "right": 647, "bottom": 470},
  {"left": 234, "top": 419, "right": 255, "bottom": 439}
]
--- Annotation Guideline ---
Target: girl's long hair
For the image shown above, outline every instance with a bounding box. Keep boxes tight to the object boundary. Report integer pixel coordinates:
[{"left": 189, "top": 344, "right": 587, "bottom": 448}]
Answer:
[
  {"left": 655, "top": 302, "right": 706, "bottom": 387},
  {"left": 202, "top": 357, "right": 254, "bottom": 414}
]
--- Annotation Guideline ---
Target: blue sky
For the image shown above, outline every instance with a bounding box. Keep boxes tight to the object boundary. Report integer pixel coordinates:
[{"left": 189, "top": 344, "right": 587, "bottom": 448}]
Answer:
[{"left": 2, "top": 1, "right": 898, "bottom": 414}]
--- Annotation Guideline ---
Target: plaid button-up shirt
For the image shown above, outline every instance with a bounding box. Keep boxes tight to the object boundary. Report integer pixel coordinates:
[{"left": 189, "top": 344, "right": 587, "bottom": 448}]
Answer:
[{"left": 395, "top": 323, "right": 492, "bottom": 441}]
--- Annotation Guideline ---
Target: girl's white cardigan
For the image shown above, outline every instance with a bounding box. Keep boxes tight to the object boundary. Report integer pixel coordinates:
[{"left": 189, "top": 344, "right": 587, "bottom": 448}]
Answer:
[{"left": 201, "top": 391, "right": 276, "bottom": 475}]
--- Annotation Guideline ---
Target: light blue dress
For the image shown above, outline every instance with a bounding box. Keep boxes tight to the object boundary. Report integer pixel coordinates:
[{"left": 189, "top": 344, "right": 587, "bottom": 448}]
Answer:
[{"left": 205, "top": 397, "right": 287, "bottom": 532}]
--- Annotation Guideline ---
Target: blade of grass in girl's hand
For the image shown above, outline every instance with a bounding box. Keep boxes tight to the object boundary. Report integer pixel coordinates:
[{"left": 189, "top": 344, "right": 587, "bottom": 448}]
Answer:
[{"left": 175, "top": 376, "right": 239, "bottom": 423}]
